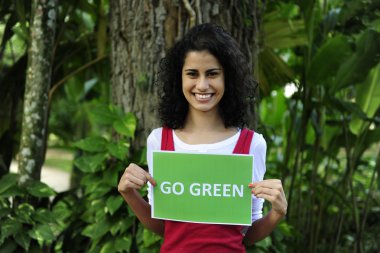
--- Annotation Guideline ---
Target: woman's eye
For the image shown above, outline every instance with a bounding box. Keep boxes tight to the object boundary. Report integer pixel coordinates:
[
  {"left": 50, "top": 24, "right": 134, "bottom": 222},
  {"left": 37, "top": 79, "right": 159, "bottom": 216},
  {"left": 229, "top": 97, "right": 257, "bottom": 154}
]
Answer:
[
  {"left": 187, "top": 72, "right": 197, "bottom": 77},
  {"left": 207, "top": 72, "right": 218, "bottom": 77}
]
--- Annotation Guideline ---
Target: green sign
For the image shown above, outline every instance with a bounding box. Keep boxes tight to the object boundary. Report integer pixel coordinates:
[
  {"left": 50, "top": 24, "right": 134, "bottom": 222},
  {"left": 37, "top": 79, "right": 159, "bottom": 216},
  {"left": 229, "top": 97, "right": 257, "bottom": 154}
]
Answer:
[{"left": 152, "top": 151, "right": 253, "bottom": 225}]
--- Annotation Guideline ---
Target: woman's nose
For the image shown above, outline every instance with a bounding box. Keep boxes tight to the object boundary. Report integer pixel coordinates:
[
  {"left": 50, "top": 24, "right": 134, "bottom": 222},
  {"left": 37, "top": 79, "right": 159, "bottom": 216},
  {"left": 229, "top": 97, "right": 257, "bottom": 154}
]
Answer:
[{"left": 196, "top": 76, "right": 209, "bottom": 90}]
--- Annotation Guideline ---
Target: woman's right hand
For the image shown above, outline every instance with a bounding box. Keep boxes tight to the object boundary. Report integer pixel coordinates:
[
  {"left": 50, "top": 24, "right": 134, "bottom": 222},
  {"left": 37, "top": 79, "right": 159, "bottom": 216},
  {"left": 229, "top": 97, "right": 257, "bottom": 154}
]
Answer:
[{"left": 118, "top": 163, "right": 156, "bottom": 194}]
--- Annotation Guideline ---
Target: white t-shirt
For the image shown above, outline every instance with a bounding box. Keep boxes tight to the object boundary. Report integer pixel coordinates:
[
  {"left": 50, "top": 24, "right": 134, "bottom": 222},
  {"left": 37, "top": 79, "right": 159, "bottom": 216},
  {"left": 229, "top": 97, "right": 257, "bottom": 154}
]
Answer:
[{"left": 147, "top": 127, "right": 267, "bottom": 223}]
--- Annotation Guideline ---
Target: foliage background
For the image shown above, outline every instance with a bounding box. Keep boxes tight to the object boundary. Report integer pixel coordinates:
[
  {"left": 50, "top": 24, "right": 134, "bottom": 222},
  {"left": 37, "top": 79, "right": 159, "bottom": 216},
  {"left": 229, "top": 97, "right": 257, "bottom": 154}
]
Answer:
[{"left": 0, "top": 0, "right": 379, "bottom": 253}]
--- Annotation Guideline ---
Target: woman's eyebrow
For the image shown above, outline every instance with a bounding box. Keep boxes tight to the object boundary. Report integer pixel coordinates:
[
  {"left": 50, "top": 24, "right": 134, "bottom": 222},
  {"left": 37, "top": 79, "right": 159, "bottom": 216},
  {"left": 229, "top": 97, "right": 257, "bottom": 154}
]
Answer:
[
  {"left": 206, "top": 68, "right": 222, "bottom": 72},
  {"left": 184, "top": 68, "right": 222, "bottom": 72}
]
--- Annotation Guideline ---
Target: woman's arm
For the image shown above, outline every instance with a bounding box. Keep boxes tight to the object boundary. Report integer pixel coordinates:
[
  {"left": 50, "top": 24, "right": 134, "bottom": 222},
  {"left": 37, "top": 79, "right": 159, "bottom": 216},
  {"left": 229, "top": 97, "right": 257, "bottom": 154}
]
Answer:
[
  {"left": 244, "top": 179, "right": 287, "bottom": 245},
  {"left": 118, "top": 163, "right": 164, "bottom": 236}
]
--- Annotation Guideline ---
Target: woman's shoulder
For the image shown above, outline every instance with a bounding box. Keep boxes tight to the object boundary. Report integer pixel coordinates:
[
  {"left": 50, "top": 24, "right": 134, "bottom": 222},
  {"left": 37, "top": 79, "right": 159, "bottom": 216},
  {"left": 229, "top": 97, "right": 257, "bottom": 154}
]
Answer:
[
  {"left": 148, "top": 127, "right": 163, "bottom": 136},
  {"left": 147, "top": 127, "right": 163, "bottom": 147},
  {"left": 249, "top": 129, "right": 266, "bottom": 153}
]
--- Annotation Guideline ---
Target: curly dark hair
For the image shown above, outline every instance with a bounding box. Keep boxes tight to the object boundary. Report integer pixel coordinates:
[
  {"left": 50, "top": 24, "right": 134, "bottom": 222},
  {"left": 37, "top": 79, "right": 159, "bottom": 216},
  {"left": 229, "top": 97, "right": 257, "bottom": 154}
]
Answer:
[{"left": 157, "top": 23, "right": 257, "bottom": 129}]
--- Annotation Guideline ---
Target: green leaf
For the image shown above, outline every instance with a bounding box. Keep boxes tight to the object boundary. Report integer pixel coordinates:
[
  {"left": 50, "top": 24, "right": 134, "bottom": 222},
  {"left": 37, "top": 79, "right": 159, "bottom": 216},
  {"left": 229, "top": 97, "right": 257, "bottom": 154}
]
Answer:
[
  {"left": 28, "top": 224, "right": 55, "bottom": 244},
  {"left": 350, "top": 63, "right": 380, "bottom": 135},
  {"left": 0, "top": 240, "right": 17, "bottom": 253},
  {"left": 88, "top": 103, "right": 120, "bottom": 125},
  {"left": 52, "top": 201, "right": 72, "bottom": 221},
  {"left": 254, "top": 236, "right": 272, "bottom": 249},
  {"left": 127, "top": 205, "right": 136, "bottom": 218},
  {"left": 260, "top": 89, "right": 287, "bottom": 126},
  {"left": 110, "top": 217, "right": 133, "bottom": 235},
  {"left": 0, "top": 207, "right": 11, "bottom": 218},
  {"left": 65, "top": 77, "right": 87, "bottom": 102},
  {"left": 26, "top": 181, "right": 56, "bottom": 197},
  {"left": 0, "top": 219, "right": 22, "bottom": 243},
  {"left": 80, "top": 173, "right": 100, "bottom": 186},
  {"left": 106, "top": 195, "right": 123, "bottom": 215},
  {"left": 367, "top": 18, "right": 380, "bottom": 33},
  {"left": 14, "top": 231, "right": 31, "bottom": 251},
  {"left": 309, "top": 35, "right": 351, "bottom": 84},
  {"left": 113, "top": 113, "right": 137, "bottom": 138},
  {"left": 327, "top": 205, "right": 340, "bottom": 214},
  {"left": 15, "top": 203, "right": 35, "bottom": 224},
  {"left": 107, "top": 142, "right": 129, "bottom": 160},
  {"left": 14, "top": 0, "right": 28, "bottom": 40},
  {"left": 331, "top": 29, "right": 380, "bottom": 93},
  {"left": 74, "top": 154, "right": 106, "bottom": 173},
  {"left": 100, "top": 241, "right": 115, "bottom": 253},
  {"left": 322, "top": 124, "right": 340, "bottom": 150},
  {"left": 258, "top": 48, "right": 295, "bottom": 94},
  {"left": 327, "top": 98, "right": 369, "bottom": 120},
  {"left": 277, "top": 221, "right": 293, "bottom": 237},
  {"left": 363, "top": 128, "right": 380, "bottom": 147},
  {"left": 86, "top": 184, "right": 111, "bottom": 198},
  {"left": 132, "top": 147, "right": 147, "bottom": 166},
  {"left": 82, "top": 218, "right": 111, "bottom": 240},
  {"left": 143, "top": 228, "right": 161, "bottom": 247},
  {"left": 34, "top": 208, "right": 54, "bottom": 224},
  {"left": 0, "top": 185, "right": 24, "bottom": 198},
  {"left": 0, "top": 173, "right": 18, "bottom": 194},
  {"left": 115, "top": 235, "right": 132, "bottom": 252},
  {"left": 103, "top": 167, "right": 119, "bottom": 186},
  {"left": 74, "top": 136, "right": 108, "bottom": 152},
  {"left": 84, "top": 78, "right": 98, "bottom": 97},
  {"left": 263, "top": 16, "right": 307, "bottom": 49},
  {"left": 305, "top": 121, "right": 316, "bottom": 145}
]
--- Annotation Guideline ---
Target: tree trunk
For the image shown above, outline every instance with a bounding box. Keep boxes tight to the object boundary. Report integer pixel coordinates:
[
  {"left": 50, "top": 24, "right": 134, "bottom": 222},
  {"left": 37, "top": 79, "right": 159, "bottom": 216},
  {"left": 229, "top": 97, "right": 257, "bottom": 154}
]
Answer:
[
  {"left": 17, "top": 0, "right": 57, "bottom": 185},
  {"left": 110, "top": 0, "right": 261, "bottom": 150}
]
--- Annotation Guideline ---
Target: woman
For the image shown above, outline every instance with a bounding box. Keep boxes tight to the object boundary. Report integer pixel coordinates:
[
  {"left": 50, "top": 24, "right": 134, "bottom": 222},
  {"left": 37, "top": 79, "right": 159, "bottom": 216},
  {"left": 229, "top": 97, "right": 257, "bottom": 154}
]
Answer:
[{"left": 118, "top": 23, "right": 287, "bottom": 252}]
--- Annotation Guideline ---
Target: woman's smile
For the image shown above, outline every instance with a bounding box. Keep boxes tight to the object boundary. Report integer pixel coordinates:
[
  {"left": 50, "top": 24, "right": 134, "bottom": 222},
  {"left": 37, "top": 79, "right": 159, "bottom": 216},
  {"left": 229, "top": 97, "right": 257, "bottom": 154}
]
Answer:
[{"left": 194, "top": 93, "right": 214, "bottom": 101}]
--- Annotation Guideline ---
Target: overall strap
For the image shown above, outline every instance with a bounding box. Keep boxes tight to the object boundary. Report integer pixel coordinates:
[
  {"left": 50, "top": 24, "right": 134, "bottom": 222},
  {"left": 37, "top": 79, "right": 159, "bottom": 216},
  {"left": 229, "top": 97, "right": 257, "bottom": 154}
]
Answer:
[
  {"left": 161, "top": 127, "right": 254, "bottom": 153},
  {"left": 161, "top": 127, "right": 174, "bottom": 151},
  {"left": 233, "top": 128, "right": 254, "bottom": 154}
]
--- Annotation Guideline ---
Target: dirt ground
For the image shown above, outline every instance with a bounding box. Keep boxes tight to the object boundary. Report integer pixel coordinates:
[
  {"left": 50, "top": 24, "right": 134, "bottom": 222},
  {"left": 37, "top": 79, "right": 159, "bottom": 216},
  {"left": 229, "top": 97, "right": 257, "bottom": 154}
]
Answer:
[{"left": 10, "top": 149, "right": 72, "bottom": 192}]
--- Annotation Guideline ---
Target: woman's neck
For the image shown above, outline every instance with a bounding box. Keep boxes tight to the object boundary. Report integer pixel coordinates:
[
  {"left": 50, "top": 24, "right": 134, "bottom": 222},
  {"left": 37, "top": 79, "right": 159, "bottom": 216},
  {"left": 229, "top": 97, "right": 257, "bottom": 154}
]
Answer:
[
  {"left": 183, "top": 109, "right": 225, "bottom": 133},
  {"left": 174, "top": 109, "right": 238, "bottom": 144}
]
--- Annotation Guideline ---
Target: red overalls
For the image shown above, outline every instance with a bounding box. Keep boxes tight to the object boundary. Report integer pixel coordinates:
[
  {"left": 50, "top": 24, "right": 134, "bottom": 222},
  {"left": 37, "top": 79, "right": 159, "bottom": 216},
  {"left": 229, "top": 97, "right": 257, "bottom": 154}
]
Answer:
[{"left": 160, "top": 127, "right": 254, "bottom": 253}]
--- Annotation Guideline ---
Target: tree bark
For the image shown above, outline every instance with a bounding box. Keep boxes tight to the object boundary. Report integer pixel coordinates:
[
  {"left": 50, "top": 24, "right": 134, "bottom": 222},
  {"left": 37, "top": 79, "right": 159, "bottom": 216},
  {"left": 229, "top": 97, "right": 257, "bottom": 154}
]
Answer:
[
  {"left": 110, "top": 0, "right": 261, "bottom": 150},
  {"left": 17, "top": 0, "right": 57, "bottom": 185}
]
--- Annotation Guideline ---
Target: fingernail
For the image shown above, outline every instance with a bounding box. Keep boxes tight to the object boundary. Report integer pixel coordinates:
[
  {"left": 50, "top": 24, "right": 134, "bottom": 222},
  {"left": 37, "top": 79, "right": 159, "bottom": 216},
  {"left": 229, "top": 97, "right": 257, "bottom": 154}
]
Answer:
[
  {"left": 251, "top": 189, "right": 255, "bottom": 194},
  {"left": 248, "top": 183, "right": 254, "bottom": 188}
]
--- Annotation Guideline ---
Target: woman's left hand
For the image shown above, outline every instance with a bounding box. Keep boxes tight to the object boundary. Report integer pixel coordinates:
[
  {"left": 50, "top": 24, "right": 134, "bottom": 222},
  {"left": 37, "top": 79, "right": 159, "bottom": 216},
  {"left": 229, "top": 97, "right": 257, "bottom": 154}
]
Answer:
[{"left": 249, "top": 179, "right": 287, "bottom": 217}]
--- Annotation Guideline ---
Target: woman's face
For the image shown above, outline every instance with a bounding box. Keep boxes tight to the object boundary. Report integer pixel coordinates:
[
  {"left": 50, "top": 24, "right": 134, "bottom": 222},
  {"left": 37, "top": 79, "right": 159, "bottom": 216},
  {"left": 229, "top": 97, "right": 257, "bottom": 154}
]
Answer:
[{"left": 181, "top": 50, "right": 225, "bottom": 116}]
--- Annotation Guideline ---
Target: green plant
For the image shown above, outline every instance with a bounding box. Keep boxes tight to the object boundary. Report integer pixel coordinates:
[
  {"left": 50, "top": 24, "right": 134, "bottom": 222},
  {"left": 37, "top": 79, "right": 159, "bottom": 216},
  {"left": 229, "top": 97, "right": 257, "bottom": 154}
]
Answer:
[
  {"left": 257, "top": 1, "right": 380, "bottom": 252},
  {"left": 0, "top": 173, "right": 72, "bottom": 252},
  {"left": 63, "top": 103, "right": 161, "bottom": 253}
]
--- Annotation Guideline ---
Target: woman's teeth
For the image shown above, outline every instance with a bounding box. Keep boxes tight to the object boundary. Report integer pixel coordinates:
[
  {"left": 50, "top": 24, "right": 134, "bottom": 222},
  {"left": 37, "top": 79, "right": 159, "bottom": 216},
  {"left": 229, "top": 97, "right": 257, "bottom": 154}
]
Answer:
[{"left": 195, "top": 94, "right": 212, "bottom": 99}]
